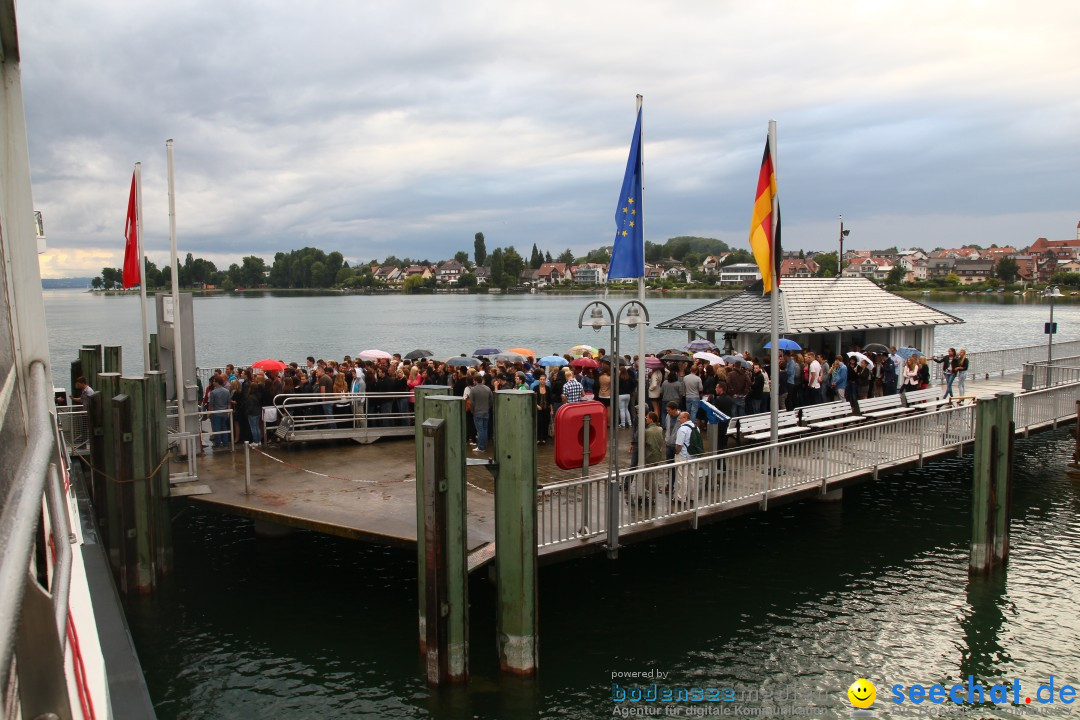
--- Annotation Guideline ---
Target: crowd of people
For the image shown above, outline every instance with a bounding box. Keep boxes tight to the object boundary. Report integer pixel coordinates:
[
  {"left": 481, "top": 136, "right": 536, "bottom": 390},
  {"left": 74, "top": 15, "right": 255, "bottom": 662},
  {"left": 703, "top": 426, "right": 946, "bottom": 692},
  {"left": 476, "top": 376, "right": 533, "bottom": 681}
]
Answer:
[{"left": 194, "top": 343, "right": 968, "bottom": 455}]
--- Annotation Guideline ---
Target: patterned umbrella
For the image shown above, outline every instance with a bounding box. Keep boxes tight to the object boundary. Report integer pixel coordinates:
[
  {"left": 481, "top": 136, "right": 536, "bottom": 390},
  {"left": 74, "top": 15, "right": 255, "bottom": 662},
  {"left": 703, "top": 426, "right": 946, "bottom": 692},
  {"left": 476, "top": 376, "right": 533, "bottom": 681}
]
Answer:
[
  {"left": 568, "top": 344, "right": 595, "bottom": 357},
  {"left": 685, "top": 339, "right": 718, "bottom": 353}
]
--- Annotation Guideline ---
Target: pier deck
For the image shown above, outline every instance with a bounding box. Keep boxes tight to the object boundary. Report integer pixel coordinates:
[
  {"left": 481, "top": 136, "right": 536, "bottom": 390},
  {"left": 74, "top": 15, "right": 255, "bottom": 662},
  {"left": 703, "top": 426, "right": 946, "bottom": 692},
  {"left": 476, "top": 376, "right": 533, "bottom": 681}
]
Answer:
[{"left": 177, "top": 372, "right": 1071, "bottom": 562}]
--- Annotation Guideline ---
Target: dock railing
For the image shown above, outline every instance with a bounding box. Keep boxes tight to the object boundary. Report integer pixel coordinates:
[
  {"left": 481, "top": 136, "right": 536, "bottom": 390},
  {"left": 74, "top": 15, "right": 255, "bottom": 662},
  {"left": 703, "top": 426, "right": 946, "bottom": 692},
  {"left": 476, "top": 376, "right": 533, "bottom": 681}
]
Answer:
[
  {"left": 931, "top": 339, "right": 1080, "bottom": 382},
  {"left": 1022, "top": 355, "right": 1080, "bottom": 391},
  {"left": 537, "top": 379, "right": 1080, "bottom": 549},
  {"left": 273, "top": 391, "right": 418, "bottom": 442}
]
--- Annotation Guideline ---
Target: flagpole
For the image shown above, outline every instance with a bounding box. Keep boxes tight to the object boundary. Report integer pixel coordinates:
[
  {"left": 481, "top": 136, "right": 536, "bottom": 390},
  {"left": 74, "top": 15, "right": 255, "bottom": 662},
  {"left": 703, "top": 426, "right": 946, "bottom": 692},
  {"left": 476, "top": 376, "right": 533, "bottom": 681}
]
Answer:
[
  {"left": 767, "top": 120, "right": 779, "bottom": 484},
  {"left": 135, "top": 162, "right": 151, "bottom": 374},
  {"left": 167, "top": 139, "right": 187, "bottom": 436},
  {"left": 635, "top": 94, "right": 647, "bottom": 468}
]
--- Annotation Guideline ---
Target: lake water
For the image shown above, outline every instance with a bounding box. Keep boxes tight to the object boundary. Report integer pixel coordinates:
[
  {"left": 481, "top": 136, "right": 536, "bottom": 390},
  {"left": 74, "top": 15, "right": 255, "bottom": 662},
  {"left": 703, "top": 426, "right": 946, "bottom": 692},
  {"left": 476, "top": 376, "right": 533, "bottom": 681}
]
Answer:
[
  {"left": 43, "top": 290, "right": 1080, "bottom": 719},
  {"left": 43, "top": 289, "right": 1080, "bottom": 379}
]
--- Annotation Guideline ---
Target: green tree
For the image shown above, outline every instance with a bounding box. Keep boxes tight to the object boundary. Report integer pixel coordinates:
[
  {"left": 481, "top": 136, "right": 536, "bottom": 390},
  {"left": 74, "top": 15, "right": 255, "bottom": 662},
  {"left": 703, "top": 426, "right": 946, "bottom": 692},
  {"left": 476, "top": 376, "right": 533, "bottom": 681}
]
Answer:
[
  {"left": 91, "top": 276, "right": 102, "bottom": 290},
  {"left": 557, "top": 248, "right": 575, "bottom": 264},
  {"left": 403, "top": 274, "right": 432, "bottom": 294},
  {"left": 996, "top": 257, "right": 1019, "bottom": 283},
  {"left": 240, "top": 255, "right": 267, "bottom": 287},
  {"left": 454, "top": 250, "right": 470, "bottom": 266},
  {"left": 457, "top": 272, "right": 477, "bottom": 288},
  {"left": 309, "top": 261, "right": 331, "bottom": 288},
  {"left": 489, "top": 248, "right": 504, "bottom": 288},
  {"left": 722, "top": 249, "right": 754, "bottom": 266},
  {"left": 885, "top": 265, "right": 906, "bottom": 286},
  {"left": 814, "top": 252, "right": 839, "bottom": 278},
  {"left": 944, "top": 272, "right": 961, "bottom": 285},
  {"left": 143, "top": 258, "right": 162, "bottom": 288},
  {"left": 101, "top": 267, "right": 120, "bottom": 290},
  {"left": 530, "top": 243, "right": 543, "bottom": 269},
  {"left": 544, "top": 251, "right": 553, "bottom": 263},
  {"left": 584, "top": 247, "right": 611, "bottom": 264},
  {"left": 502, "top": 247, "right": 525, "bottom": 287},
  {"left": 335, "top": 266, "right": 355, "bottom": 286},
  {"left": 683, "top": 252, "right": 702, "bottom": 270},
  {"left": 474, "top": 232, "right": 487, "bottom": 267}
]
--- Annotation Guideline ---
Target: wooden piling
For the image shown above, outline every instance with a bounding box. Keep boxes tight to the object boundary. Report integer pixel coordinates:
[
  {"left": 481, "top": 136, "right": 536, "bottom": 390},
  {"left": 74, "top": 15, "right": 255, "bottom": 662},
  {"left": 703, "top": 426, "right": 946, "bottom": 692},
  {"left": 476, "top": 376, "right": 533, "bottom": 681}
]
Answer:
[
  {"left": 145, "top": 370, "right": 172, "bottom": 575},
  {"left": 413, "top": 384, "right": 450, "bottom": 654},
  {"left": 493, "top": 390, "right": 538, "bottom": 675},
  {"left": 103, "top": 345, "right": 122, "bottom": 374},
  {"left": 419, "top": 395, "right": 468, "bottom": 684},
  {"left": 970, "top": 392, "right": 1014, "bottom": 573},
  {"left": 119, "top": 376, "right": 155, "bottom": 592},
  {"left": 148, "top": 333, "right": 160, "bottom": 372},
  {"left": 78, "top": 345, "right": 102, "bottom": 388},
  {"left": 112, "top": 392, "right": 137, "bottom": 594},
  {"left": 95, "top": 373, "right": 122, "bottom": 563}
]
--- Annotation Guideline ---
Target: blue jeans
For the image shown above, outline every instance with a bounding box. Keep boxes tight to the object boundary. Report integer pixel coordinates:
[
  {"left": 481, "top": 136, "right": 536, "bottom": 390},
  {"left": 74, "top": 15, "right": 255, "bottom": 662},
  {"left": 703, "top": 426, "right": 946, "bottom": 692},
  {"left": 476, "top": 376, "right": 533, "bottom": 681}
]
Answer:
[
  {"left": 944, "top": 373, "right": 955, "bottom": 398},
  {"left": 731, "top": 396, "right": 746, "bottom": 417},
  {"left": 474, "top": 412, "right": 491, "bottom": 451},
  {"left": 211, "top": 413, "right": 229, "bottom": 447},
  {"left": 248, "top": 415, "right": 261, "bottom": 444},
  {"left": 686, "top": 398, "right": 701, "bottom": 423}
]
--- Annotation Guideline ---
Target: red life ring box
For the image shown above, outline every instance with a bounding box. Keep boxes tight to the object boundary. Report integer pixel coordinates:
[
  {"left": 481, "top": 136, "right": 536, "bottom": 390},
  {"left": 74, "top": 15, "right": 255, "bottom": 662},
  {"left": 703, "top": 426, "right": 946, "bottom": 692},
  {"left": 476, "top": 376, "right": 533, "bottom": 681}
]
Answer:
[{"left": 553, "top": 401, "right": 607, "bottom": 470}]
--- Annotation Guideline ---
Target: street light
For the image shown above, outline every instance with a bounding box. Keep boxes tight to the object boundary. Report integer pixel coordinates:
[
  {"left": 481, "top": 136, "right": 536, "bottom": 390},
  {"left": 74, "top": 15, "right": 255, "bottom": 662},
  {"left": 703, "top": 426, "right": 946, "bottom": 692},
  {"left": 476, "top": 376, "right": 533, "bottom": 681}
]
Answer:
[
  {"left": 838, "top": 214, "right": 851, "bottom": 278},
  {"left": 577, "top": 299, "right": 650, "bottom": 559},
  {"left": 1045, "top": 285, "right": 1063, "bottom": 385}
]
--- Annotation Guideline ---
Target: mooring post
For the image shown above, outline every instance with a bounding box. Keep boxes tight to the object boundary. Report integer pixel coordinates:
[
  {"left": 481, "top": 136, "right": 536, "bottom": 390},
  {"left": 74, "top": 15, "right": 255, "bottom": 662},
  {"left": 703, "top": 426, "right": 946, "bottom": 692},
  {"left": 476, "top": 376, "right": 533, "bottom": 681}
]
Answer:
[
  {"left": 148, "top": 333, "right": 160, "bottom": 371},
  {"left": 95, "top": 373, "right": 122, "bottom": 562},
  {"left": 145, "top": 370, "right": 172, "bottom": 576},
  {"left": 413, "top": 384, "right": 450, "bottom": 654},
  {"left": 493, "top": 390, "right": 538, "bottom": 675},
  {"left": 970, "top": 394, "right": 1000, "bottom": 574},
  {"left": 420, "top": 394, "right": 469, "bottom": 684},
  {"left": 103, "top": 345, "right": 122, "bottom": 374},
  {"left": 120, "top": 376, "right": 155, "bottom": 592},
  {"left": 991, "top": 392, "right": 1015, "bottom": 567},
  {"left": 112, "top": 392, "right": 136, "bottom": 593},
  {"left": 79, "top": 345, "right": 102, "bottom": 388}
]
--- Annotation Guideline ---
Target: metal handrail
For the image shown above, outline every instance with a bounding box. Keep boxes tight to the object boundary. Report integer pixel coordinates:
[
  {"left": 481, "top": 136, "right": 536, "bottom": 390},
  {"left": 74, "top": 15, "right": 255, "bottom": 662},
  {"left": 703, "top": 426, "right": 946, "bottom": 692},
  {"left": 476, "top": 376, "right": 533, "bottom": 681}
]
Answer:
[
  {"left": 930, "top": 339, "right": 1080, "bottom": 382},
  {"left": 0, "top": 360, "right": 71, "bottom": 692}
]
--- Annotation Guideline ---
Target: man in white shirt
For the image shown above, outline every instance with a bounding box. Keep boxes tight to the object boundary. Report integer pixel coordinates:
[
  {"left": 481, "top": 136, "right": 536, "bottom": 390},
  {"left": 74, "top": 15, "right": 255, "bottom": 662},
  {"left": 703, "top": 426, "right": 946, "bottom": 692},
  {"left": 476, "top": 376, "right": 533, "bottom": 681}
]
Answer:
[
  {"left": 673, "top": 411, "right": 695, "bottom": 504},
  {"left": 807, "top": 352, "right": 823, "bottom": 405}
]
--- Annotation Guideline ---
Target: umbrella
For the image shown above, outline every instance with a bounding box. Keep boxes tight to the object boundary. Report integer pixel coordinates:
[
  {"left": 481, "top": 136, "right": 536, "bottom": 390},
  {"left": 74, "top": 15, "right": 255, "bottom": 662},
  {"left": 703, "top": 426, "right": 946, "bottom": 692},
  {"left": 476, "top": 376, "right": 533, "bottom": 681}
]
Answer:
[
  {"left": 473, "top": 347, "right": 502, "bottom": 357},
  {"left": 490, "top": 352, "right": 526, "bottom": 364},
  {"left": 404, "top": 349, "right": 434, "bottom": 360},
  {"left": 537, "top": 355, "right": 569, "bottom": 367},
  {"left": 692, "top": 351, "right": 725, "bottom": 365},
  {"left": 643, "top": 356, "right": 664, "bottom": 369},
  {"left": 251, "top": 358, "right": 287, "bottom": 372},
  {"left": 722, "top": 354, "right": 742, "bottom": 364},
  {"left": 847, "top": 351, "right": 872, "bottom": 366},
  {"left": 764, "top": 338, "right": 801, "bottom": 351},
  {"left": 446, "top": 356, "right": 481, "bottom": 367},
  {"left": 600, "top": 355, "right": 628, "bottom": 366},
  {"left": 897, "top": 347, "right": 925, "bottom": 359},
  {"left": 507, "top": 347, "right": 536, "bottom": 357},
  {"left": 568, "top": 344, "right": 595, "bottom": 357},
  {"left": 570, "top": 357, "right": 599, "bottom": 369},
  {"left": 359, "top": 349, "right": 393, "bottom": 360},
  {"left": 684, "top": 339, "right": 717, "bottom": 353},
  {"left": 863, "top": 343, "right": 890, "bottom": 354},
  {"left": 661, "top": 353, "right": 691, "bottom": 363}
]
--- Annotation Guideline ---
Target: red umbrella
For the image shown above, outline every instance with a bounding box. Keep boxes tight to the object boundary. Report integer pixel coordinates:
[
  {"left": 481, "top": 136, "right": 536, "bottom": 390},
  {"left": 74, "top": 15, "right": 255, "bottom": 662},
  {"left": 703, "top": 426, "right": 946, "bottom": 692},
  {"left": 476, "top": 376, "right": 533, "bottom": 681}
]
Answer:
[
  {"left": 570, "top": 357, "right": 599, "bottom": 369},
  {"left": 251, "top": 358, "right": 287, "bottom": 372}
]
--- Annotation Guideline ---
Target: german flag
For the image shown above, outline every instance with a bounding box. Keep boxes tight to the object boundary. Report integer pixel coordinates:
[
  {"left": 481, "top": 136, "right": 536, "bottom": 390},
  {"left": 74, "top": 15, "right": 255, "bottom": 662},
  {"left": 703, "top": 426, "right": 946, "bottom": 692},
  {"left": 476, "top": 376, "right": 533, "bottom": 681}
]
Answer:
[{"left": 748, "top": 135, "right": 780, "bottom": 293}]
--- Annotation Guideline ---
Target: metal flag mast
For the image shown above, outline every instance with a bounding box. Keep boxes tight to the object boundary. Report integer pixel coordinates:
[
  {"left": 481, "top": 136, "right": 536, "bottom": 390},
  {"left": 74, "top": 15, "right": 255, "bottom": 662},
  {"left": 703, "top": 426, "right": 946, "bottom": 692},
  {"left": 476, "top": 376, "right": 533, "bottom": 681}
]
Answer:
[
  {"left": 766, "top": 120, "right": 779, "bottom": 504},
  {"left": 134, "top": 162, "right": 151, "bottom": 373},
  {"left": 167, "top": 139, "right": 187, "bottom": 434},
  {"left": 635, "top": 94, "right": 647, "bottom": 468}
]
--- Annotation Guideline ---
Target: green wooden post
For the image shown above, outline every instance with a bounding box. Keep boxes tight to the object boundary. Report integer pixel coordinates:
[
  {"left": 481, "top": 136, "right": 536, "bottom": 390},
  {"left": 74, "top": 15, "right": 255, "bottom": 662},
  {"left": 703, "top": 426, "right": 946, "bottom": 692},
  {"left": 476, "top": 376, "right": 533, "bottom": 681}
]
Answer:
[
  {"left": 413, "top": 384, "right": 449, "bottom": 654},
  {"left": 493, "top": 390, "right": 539, "bottom": 675},
  {"left": 970, "top": 395, "right": 998, "bottom": 573},
  {"left": 421, "top": 394, "right": 468, "bottom": 683},
  {"left": 120, "top": 376, "right": 155, "bottom": 593},
  {"left": 112, "top": 392, "right": 136, "bottom": 593},
  {"left": 96, "top": 373, "right": 122, "bottom": 563},
  {"left": 148, "top": 333, "right": 160, "bottom": 371},
  {"left": 145, "top": 370, "right": 172, "bottom": 575},
  {"left": 79, "top": 346, "right": 102, "bottom": 388},
  {"left": 991, "top": 392, "right": 1014, "bottom": 567},
  {"left": 103, "top": 345, "right": 122, "bottom": 374}
]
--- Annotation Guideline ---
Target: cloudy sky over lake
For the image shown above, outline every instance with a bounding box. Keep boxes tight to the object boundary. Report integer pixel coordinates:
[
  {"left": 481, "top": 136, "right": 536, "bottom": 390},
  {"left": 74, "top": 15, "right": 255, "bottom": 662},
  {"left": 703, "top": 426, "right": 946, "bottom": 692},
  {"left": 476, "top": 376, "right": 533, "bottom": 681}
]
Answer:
[{"left": 21, "top": 0, "right": 1080, "bottom": 277}]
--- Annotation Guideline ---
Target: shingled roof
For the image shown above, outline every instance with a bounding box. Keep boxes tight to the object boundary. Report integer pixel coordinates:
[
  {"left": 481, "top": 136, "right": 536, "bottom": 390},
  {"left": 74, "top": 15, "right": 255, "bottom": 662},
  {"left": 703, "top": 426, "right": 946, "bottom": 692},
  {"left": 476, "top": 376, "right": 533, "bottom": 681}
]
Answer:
[{"left": 656, "top": 277, "right": 963, "bottom": 334}]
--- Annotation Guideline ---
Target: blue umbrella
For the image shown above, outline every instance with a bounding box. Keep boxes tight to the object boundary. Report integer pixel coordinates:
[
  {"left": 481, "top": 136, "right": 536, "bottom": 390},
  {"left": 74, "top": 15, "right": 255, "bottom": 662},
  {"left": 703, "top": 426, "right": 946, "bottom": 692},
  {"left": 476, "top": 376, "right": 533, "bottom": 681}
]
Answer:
[
  {"left": 722, "top": 355, "right": 742, "bottom": 364},
  {"left": 473, "top": 347, "right": 502, "bottom": 357},
  {"left": 896, "top": 347, "right": 925, "bottom": 359},
  {"left": 537, "top": 355, "right": 569, "bottom": 367},
  {"left": 763, "top": 338, "right": 801, "bottom": 351}
]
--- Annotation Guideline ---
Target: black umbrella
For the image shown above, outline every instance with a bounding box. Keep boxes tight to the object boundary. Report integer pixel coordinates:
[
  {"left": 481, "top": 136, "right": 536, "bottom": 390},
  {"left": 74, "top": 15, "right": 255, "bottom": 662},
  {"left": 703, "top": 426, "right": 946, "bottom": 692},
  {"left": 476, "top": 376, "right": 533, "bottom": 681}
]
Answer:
[
  {"left": 446, "top": 356, "right": 481, "bottom": 367},
  {"left": 405, "top": 349, "right": 434, "bottom": 360},
  {"left": 863, "top": 343, "right": 890, "bottom": 354},
  {"left": 599, "top": 355, "right": 629, "bottom": 366},
  {"left": 661, "top": 353, "right": 692, "bottom": 363}
]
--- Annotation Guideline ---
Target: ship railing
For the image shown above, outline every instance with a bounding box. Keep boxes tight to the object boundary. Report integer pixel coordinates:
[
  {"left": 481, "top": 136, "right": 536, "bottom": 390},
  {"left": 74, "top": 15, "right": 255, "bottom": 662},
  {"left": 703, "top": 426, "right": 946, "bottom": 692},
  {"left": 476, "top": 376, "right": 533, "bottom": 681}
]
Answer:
[
  {"left": 537, "top": 380, "right": 1080, "bottom": 549},
  {"left": 55, "top": 404, "right": 89, "bottom": 456},
  {"left": 273, "top": 392, "right": 416, "bottom": 441},
  {"left": 1021, "top": 356, "right": 1080, "bottom": 391},
  {"left": 929, "top": 339, "right": 1080, "bottom": 382},
  {"left": 0, "top": 361, "right": 77, "bottom": 718}
]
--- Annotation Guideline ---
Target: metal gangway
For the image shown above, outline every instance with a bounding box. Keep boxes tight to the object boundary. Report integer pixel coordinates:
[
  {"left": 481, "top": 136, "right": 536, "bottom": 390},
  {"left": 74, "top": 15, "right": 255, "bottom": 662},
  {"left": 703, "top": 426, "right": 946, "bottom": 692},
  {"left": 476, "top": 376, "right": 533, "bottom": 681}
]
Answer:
[{"left": 272, "top": 391, "right": 423, "bottom": 443}]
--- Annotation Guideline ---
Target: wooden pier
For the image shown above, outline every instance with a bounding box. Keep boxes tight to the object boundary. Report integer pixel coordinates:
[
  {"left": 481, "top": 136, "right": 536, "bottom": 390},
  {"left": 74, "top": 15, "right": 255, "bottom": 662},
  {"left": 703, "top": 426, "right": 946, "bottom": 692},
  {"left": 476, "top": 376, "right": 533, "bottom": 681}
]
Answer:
[{"left": 175, "top": 372, "right": 1077, "bottom": 565}]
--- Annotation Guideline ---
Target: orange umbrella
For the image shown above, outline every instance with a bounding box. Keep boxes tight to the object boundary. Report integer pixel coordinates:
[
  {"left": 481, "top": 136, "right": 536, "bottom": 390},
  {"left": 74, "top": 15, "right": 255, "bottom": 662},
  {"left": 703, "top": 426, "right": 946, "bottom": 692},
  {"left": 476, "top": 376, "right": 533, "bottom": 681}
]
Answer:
[{"left": 508, "top": 347, "right": 536, "bottom": 357}]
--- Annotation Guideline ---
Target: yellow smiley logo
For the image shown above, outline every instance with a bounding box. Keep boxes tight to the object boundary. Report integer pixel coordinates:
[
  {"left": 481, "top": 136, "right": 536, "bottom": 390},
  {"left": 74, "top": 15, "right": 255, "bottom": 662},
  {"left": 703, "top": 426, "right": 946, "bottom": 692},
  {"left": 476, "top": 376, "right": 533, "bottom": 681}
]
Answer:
[{"left": 848, "top": 679, "right": 876, "bottom": 709}]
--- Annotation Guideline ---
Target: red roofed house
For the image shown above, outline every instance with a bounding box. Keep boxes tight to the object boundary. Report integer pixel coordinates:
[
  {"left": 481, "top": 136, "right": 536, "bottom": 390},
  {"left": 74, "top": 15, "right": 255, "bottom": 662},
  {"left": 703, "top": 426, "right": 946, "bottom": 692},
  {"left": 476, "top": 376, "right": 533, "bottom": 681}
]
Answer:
[{"left": 780, "top": 257, "right": 819, "bottom": 279}]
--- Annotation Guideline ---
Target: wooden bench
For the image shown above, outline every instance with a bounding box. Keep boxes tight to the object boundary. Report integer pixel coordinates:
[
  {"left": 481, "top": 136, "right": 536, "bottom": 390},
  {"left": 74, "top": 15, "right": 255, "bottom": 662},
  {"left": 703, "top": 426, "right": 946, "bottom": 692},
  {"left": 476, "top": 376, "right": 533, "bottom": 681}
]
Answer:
[
  {"left": 729, "top": 410, "right": 804, "bottom": 444},
  {"left": 901, "top": 388, "right": 951, "bottom": 412},
  {"left": 798, "top": 401, "right": 864, "bottom": 431},
  {"left": 857, "top": 394, "right": 917, "bottom": 420}
]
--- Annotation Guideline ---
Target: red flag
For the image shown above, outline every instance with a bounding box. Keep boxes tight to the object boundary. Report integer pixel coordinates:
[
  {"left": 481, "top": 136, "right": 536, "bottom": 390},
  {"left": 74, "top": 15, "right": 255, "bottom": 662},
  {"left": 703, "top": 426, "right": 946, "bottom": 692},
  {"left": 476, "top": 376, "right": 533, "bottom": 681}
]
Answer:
[{"left": 122, "top": 171, "right": 141, "bottom": 289}]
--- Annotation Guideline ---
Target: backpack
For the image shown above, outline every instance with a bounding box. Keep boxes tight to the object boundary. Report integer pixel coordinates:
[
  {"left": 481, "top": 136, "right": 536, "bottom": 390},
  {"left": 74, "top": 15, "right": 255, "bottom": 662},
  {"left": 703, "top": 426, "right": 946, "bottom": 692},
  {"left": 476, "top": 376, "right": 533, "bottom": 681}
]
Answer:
[{"left": 684, "top": 421, "right": 704, "bottom": 456}]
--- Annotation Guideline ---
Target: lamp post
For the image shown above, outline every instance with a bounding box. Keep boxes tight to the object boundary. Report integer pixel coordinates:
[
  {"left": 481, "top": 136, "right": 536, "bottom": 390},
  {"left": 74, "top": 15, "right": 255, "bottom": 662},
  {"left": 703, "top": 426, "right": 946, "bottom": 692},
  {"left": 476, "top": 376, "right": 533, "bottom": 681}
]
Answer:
[
  {"left": 578, "top": 299, "right": 650, "bottom": 559},
  {"left": 837, "top": 215, "right": 851, "bottom": 277},
  {"left": 1045, "top": 285, "right": 1062, "bottom": 385}
]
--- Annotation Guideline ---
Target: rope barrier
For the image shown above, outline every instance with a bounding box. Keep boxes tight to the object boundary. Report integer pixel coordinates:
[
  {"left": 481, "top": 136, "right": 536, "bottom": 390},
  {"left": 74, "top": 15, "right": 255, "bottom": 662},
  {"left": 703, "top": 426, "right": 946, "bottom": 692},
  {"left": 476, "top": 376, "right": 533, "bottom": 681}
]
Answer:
[{"left": 75, "top": 451, "right": 172, "bottom": 485}]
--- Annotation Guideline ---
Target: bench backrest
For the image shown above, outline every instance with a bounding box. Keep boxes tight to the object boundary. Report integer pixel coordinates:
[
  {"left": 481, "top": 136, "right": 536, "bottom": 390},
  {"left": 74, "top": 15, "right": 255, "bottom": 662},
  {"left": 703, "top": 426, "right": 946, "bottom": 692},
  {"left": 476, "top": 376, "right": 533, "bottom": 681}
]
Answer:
[
  {"left": 797, "top": 401, "right": 851, "bottom": 423},
  {"left": 729, "top": 410, "right": 799, "bottom": 435},
  {"left": 857, "top": 394, "right": 904, "bottom": 412},
  {"left": 901, "top": 388, "right": 940, "bottom": 405}
]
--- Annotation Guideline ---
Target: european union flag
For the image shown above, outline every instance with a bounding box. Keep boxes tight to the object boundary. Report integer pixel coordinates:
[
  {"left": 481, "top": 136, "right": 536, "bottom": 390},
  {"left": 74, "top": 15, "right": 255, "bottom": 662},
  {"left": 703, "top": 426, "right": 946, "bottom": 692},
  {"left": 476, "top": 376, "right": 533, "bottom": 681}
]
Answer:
[{"left": 608, "top": 107, "right": 644, "bottom": 279}]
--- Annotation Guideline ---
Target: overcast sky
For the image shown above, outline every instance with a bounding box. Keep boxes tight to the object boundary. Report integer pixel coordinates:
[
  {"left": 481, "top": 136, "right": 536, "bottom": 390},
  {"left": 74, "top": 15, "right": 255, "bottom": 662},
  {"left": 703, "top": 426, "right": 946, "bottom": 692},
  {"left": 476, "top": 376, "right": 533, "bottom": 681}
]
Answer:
[{"left": 22, "top": 0, "right": 1080, "bottom": 277}]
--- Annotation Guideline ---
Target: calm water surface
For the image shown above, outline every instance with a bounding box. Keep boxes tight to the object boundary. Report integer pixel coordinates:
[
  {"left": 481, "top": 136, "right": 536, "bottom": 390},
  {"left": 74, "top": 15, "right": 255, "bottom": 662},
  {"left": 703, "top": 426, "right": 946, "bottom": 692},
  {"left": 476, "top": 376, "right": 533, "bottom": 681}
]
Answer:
[{"left": 43, "top": 291, "right": 1080, "bottom": 718}]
